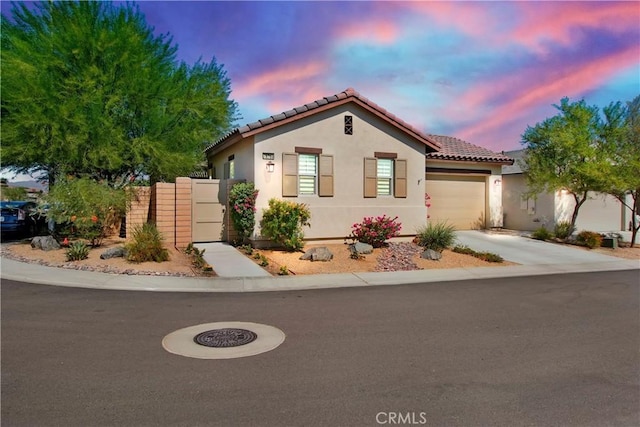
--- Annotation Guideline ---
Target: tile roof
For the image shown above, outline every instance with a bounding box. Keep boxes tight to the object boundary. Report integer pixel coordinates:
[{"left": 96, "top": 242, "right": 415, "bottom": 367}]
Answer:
[
  {"left": 205, "top": 88, "right": 441, "bottom": 153},
  {"left": 426, "top": 135, "right": 514, "bottom": 164}
]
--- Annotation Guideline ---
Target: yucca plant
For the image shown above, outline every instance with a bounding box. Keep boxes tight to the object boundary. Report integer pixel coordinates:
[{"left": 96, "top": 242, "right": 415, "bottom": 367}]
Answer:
[
  {"left": 65, "top": 241, "right": 90, "bottom": 261},
  {"left": 415, "top": 221, "right": 456, "bottom": 252}
]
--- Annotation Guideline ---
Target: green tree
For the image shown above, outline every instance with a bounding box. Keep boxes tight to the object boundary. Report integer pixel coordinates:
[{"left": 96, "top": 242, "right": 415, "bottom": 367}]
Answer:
[
  {"left": 1, "top": 1, "right": 238, "bottom": 186},
  {"left": 521, "top": 98, "right": 606, "bottom": 232},
  {"left": 596, "top": 96, "right": 640, "bottom": 247}
]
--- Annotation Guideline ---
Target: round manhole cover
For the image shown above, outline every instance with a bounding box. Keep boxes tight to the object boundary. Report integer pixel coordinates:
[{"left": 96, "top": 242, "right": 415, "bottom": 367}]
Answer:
[{"left": 194, "top": 328, "right": 258, "bottom": 348}]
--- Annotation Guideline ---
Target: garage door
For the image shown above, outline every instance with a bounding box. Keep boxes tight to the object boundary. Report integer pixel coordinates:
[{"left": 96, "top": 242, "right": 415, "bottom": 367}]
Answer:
[{"left": 426, "top": 175, "right": 486, "bottom": 230}]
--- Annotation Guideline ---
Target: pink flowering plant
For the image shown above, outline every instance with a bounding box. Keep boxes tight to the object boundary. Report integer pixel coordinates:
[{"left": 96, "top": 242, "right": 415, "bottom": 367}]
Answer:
[
  {"left": 350, "top": 215, "right": 402, "bottom": 248},
  {"left": 229, "top": 182, "right": 259, "bottom": 243}
]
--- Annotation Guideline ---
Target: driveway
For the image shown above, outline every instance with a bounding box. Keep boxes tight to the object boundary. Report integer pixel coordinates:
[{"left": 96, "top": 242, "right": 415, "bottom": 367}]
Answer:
[{"left": 455, "top": 230, "right": 624, "bottom": 265}]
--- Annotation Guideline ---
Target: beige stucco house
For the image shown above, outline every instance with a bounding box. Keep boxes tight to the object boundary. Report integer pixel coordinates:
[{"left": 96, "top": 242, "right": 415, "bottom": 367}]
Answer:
[
  {"left": 502, "top": 149, "right": 632, "bottom": 232},
  {"left": 205, "top": 88, "right": 513, "bottom": 243}
]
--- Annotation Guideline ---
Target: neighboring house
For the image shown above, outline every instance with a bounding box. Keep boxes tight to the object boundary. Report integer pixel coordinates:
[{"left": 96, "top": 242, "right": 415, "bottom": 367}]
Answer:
[
  {"left": 205, "top": 88, "right": 512, "bottom": 243},
  {"left": 502, "top": 149, "right": 631, "bottom": 232}
]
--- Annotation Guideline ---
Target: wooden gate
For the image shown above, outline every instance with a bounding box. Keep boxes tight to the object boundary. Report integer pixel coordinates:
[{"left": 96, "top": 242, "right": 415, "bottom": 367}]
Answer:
[{"left": 191, "top": 179, "right": 224, "bottom": 242}]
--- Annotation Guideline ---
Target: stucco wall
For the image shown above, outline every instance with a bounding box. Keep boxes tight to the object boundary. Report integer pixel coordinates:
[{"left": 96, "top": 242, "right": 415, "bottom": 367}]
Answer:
[
  {"left": 209, "top": 137, "right": 255, "bottom": 182},
  {"left": 251, "top": 103, "right": 428, "bottom": 240},
  {"left": 555, "top": 191, "right": 623, "bottom": 232},
  {"left": 502, "top": 174, "right": 555, "bottom": 230}
]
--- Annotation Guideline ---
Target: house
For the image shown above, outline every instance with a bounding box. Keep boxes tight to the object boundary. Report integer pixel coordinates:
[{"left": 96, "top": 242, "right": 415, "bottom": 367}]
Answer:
[
  {"left": 502, "top": 149, "right": 632, "bottom": 232},
  {"left": 205, "top": 88, "right": 513, "bottom": 243}
]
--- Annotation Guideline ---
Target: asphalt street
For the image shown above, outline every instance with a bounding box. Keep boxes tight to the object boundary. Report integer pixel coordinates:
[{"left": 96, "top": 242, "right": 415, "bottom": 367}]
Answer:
[{"left": 2, "top": 270, "right": 639, "bottom": 426}]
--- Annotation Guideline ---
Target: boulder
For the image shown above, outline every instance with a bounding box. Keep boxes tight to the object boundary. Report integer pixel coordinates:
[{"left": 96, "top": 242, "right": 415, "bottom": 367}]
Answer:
[
  {"left": 349, "top": 242, "right": 374, "bottom": 255},
  {"left": 300, "top": 247, "right": 333, "bottom": 262},
  {"left": 421, "top": 249, "right": 442, "bottom": 260},
  {"left": 100, "top": 246, "right": 127, "bottom": 259},
  {"left": 30, "top": 236, "right": 60, "bottom": 251}
]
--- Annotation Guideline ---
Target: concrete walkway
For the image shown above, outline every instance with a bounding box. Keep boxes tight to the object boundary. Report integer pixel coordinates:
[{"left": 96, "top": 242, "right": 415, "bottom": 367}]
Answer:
[{"left": 194, "top": 242, "right": 270, "bottom": 278}]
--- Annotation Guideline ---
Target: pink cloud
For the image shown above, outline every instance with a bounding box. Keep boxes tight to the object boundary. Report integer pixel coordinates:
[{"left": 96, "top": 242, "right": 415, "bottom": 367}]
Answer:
[
  {"left": 335, "top": 20, "right": 399, "bottom": 45},
  {"left": 456, "top": 46, "right": 639, "bottom": 144},
  {"left": 233, "top": 61, "right": 326, "bottom": 100},
  {"left": 512, "top": 2, "right": 640, "bottom": 52},
  {"left": 399, "top": 1, "right": 499, "bottom": 39},
  {"left": 231, "top": 61, "right": 334, "bottom": 118}
]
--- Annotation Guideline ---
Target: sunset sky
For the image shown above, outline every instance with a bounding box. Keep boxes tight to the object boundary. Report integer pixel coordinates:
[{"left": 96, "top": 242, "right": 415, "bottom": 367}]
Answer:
[
  {"left": 136, "top": 1, "right": 639, "bottom": 153},
  {"left": 2, "top": 0, "right": 639, "bottom": 181}
]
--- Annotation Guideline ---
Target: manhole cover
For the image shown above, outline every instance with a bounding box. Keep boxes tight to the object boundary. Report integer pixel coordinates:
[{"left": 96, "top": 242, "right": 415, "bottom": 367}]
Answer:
[{"left": 193, "top": 328, "right": 258, "bottom": 348}]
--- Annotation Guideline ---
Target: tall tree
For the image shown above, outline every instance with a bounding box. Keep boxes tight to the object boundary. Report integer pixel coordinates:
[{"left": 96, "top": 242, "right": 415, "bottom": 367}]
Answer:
[
  {"left": 1, "top": 1, "right": 238, "bottom": 186},
  {"left": 521, "top": 98, "right": 606, "bottom": 232},
  {"left": 596, "top": 96, "right": 640, "bottom": 247}
]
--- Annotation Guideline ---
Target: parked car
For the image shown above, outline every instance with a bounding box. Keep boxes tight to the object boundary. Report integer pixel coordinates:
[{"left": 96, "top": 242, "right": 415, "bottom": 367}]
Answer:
[{"left": 0, "top": 201, "right": 46, "bottom": 236}]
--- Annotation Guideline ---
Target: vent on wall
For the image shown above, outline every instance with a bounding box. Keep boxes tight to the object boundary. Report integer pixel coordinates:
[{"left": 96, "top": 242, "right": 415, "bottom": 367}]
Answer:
[{"left": 344, "top": 115, "right": 353, "bottom": 135}]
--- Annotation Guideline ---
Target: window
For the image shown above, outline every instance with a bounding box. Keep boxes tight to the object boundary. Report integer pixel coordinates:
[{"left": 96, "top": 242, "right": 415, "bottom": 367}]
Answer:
[
  {"left": 283, "top": 149, "right": 334, "bottom": 197},
  {"left": 298, "top": 154, "right": 317, "bottom": 195},
  {"left": 223, "top": 160, "right": 235, "bottom": 178},
  {"left": 224, "top": 155, "right": 235, "bottom": 179},
  {"left": 377, "top": 158, "right": 393, "bottom": 196},
  {"left": 364, "top": 154, "right": 407, "bottom": 198}
]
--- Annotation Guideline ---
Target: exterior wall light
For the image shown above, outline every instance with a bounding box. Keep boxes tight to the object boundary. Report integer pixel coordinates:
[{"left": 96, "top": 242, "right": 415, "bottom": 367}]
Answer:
[{"left": 266, "top": 161, "right": 275, "bottom": 173}]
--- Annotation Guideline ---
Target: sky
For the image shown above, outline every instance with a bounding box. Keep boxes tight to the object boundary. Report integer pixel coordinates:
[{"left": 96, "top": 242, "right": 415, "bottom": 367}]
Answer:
[
  {"left": 135, "top": 0, "right": 639, "bottom": 153},
  {"left": 2, "top": 1, "right": 639, "bottom": 181}
]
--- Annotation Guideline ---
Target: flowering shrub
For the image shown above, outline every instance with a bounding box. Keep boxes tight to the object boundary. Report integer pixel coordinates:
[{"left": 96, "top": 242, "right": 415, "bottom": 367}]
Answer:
[
  {"left": 350, "top": 215, "right": 402, "bottom": 248},
  {"left": 260, "top": 199, "right": 311, "bottom": 251},
  {"left": 229, "top": 182, "right": 259, "bottom": 243}
]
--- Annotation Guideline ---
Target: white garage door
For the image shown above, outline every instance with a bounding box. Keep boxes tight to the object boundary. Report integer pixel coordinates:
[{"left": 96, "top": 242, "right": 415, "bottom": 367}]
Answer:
[{"left": 426, "top": 174, "right": 486, "bottom": 230}]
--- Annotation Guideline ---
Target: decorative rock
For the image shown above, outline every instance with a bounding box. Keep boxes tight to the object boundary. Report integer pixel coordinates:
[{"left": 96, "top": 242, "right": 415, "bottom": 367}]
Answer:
[
  {"left": 349, "top": 242, "right": 374, "bottom": 255},
  {"left": 299, "top": 247, "right": 334, "bottom": 262},
  {"left": 30, "top": 236, "right": 60, "bottom": 251},
  {"left": 421, "top": 249, "right": 442, "bottom": 260},
  {"left": 100, "top": 246, "right": 127, "bottom": 259}
]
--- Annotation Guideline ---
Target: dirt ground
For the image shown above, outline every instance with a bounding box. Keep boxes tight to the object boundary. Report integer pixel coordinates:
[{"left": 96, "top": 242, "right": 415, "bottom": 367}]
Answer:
[
  {"left": 3, "top": 237, "right": 198, "bottom": 276},
  {"left": 3, "top": 236, "right": 638, "bottom": 277}
]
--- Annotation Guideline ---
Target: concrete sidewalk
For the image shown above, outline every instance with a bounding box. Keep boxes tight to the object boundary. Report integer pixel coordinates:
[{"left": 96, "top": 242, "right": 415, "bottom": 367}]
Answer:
[
  {"left": 194, "top": 242, "right": 270, "bottom": 278},
  {"left": 1, "top": 254, "right": 637, "bottom": 293}
]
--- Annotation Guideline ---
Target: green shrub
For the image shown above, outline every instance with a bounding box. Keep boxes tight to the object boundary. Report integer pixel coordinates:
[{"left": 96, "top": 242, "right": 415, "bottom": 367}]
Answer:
[
  {"left": 65, "top": 241, "right": 90, "bottom": 261},
  {"left": 260, "top": 199, "right": 311, "bottom": 252},
  {"left": 452, "top": 245, "right": 503, "bottom": 263},
  {"left": 532, "top": 226, "right": 553, "bottom": 241},
  {"left": 125, "top": 223, "right": 169, "bottom": 263},
  {"left": 228, "top": 182, "right": 259, "bottom": 243},
  {"left": 278, "top": 266, "right": 290, "bottom": 275},
  {"left": 554, "top": 221, "right": 575, "bottom": 240},
  {"left": 451, "top": 244, "right": 474, "bottom": 255},
  {"left": 576, "top": 231, "right": 603, "bottom": 249},
  {"left": 259, "top": 254, "right": 269, "bottom": 267},
  {"left": 415, "top": 221, "right": 456, "bottom": 252},
  {"left": 349, "top": 215, "right": 402, "bottom": 248},
  {"left": 45, "top": 177, "right": 130, "bottom": 246}
]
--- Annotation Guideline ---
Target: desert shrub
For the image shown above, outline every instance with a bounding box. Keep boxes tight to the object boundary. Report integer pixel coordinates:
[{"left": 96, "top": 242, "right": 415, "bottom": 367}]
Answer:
[
  {"left": 415, "top": 221, "right": 456, "bottom": 252},
  {"left": 452, "top": 244, "right": 474, "bottom": 255},
  {"left": 260, "top": 199, "right": 311, "bottom": 251},
  {"left": 452, "top": 245, "right": 503, "bottom": 263},
  {"left": 554, "top": 221, "right": 575, "bottom": 240},
  {"left": 229, "top": 182, "right": 259, "bottom": 243},
  {"left": 125, "top": 223, "right": 169, "bottom": 263},
  {"left": 576, "top": 231, "right": 603, "bottom": 249},
  {"left": 185, "top": 242, "right": 208, "bottom": 269},
  {"left": 532, "top": 226, "right": 552, "bottom": 241},
  {"left": 45, "top": 177, "right": 129, "bottom": 246},
  {"left": 259, "top": 254, "right": 269, "bottom": 267},
  {"left": 350, "top": 215, "right": 402, "bottom": 248},
  {"left": 278, "top": 266, "right": 290, "bottom": 275},
  {"left": 65, "top": 241, "right": 90, "bottom": 261}
]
